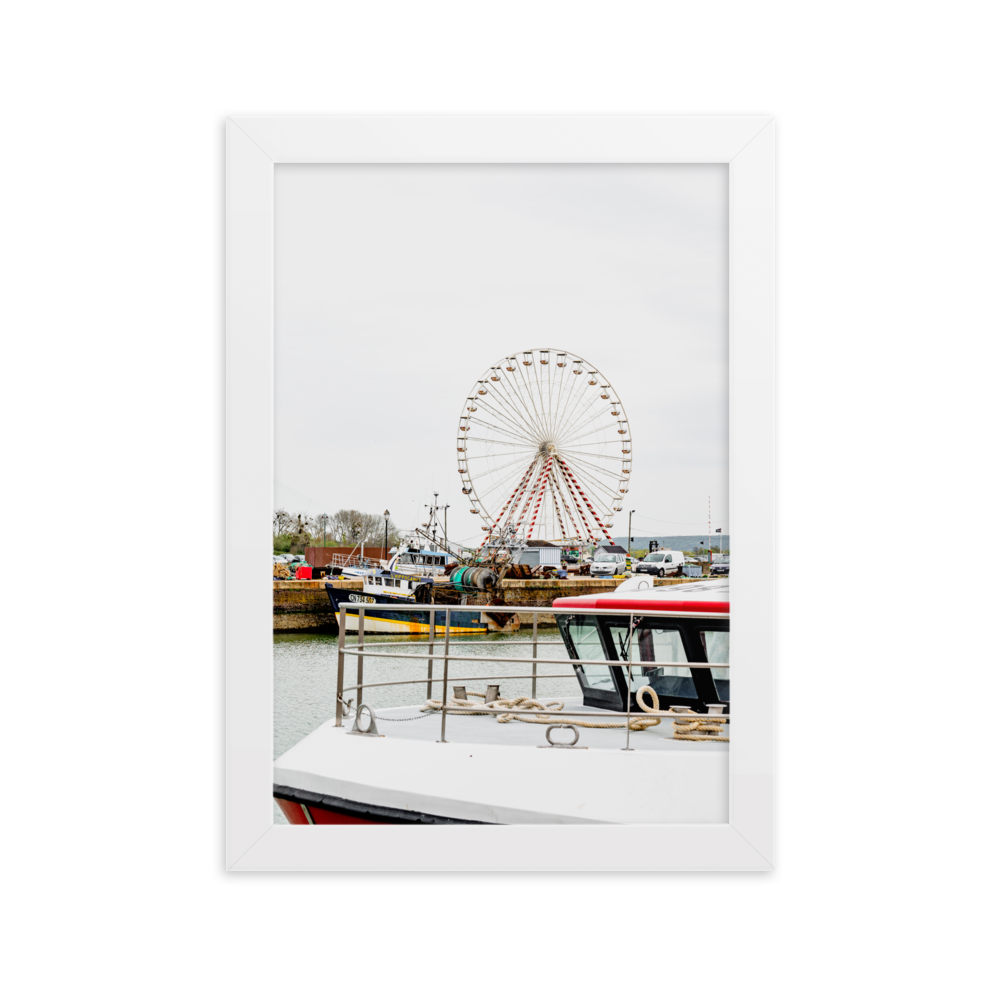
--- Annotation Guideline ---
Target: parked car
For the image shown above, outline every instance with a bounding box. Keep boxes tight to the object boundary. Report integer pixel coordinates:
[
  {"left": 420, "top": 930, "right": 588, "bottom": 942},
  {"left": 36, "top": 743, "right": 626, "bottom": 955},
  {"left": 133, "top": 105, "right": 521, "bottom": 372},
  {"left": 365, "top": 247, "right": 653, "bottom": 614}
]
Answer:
[
  {"left": 635, "top": 550, "right": 685, "bottom": 577},
  {"left": 590, "top": 551, "right": 628, "bottom": 577}
]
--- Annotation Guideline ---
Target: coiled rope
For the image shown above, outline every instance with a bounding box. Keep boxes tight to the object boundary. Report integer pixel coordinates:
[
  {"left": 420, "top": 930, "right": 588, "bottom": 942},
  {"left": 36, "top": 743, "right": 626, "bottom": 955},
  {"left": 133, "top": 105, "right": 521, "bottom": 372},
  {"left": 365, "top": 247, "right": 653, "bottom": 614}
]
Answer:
[
  {"left": 422, "top": 690, "right": 661, "bottom": 731},
  {"left": 636, "top": 685, "right": 729, "bottom": 741}
]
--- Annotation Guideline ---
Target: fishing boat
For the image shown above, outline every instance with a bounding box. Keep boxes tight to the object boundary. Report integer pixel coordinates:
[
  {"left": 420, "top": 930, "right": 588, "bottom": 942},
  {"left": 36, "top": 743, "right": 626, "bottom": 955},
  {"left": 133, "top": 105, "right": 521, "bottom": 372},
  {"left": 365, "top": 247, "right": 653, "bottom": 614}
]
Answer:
[
  {"left": 326, "top": 493, "right": 511, "bottom": 634},
  {"left": 324, "top": 565, "right": 495, "bottom": 635},
  {"left": 275, "top": 580, "right": 731, "bottom": 824}
]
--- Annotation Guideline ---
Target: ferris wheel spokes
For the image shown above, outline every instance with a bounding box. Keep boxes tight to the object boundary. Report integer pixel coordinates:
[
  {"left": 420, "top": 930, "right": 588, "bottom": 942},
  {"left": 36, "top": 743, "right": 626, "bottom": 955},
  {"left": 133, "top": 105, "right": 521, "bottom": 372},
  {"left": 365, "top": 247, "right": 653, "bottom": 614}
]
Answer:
[
  {"left": 550, "top": 372, "right": 603, "bottom": 439},
  {"left": 463, "top": 414, "right": 537, "bottom": 446},
  {"left": 547, "top": 379, "right": 586, "bottom": 444},
  {"left": 471, "top": 392, "right": 541, "bottom": 442},
  {"left": 463, "top": 442, "right": 537, "bottom": 458},
  {"left": 506, "top": 364, "right": 553, "bottom": 442},
  {"left": 559, "top": 452, "right": 626, "bottom": 492},
  {"left": 553, "top": 393, "right": 613, "bottom": 446}
]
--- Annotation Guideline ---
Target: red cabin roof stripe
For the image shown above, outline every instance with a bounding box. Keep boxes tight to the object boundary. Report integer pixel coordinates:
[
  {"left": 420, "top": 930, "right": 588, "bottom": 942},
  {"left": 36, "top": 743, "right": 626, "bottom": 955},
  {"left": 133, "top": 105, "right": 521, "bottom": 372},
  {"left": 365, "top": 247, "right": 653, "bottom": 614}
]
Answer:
[{"left": 551, "top": 595, "right": 730, "bottom": 614}]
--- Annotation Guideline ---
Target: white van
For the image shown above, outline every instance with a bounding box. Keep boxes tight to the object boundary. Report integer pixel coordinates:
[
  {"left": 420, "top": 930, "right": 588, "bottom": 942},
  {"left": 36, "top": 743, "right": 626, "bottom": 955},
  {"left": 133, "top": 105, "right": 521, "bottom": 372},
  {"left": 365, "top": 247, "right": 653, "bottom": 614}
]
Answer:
[{"left": 635, "top": 550, "right": 685, "bottom": 577}]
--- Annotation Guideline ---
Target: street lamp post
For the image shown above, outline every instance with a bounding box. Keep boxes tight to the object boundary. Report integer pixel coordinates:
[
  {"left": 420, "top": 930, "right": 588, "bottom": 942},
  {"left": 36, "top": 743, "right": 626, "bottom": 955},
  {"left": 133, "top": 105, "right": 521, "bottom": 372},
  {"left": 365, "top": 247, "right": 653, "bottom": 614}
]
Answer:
[
  {"left": 628, "top": 510, "right": 636, "bottom": 562},
  {"left": 383, "top": 509, "right": 390, "bottom": 563}
]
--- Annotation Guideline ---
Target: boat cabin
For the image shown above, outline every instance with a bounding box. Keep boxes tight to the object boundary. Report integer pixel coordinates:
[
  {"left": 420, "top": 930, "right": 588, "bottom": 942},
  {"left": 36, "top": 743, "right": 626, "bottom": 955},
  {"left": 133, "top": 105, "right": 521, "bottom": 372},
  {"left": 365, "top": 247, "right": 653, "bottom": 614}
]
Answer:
[
  {"left": 386, "top": 547, "right": 454, "bottom": 575},
  {"left": 357, "top": 569, "right": 426, "bottom": 596},
  {"left": 553, "top": 590, "right": 730, "bottom": 715}
]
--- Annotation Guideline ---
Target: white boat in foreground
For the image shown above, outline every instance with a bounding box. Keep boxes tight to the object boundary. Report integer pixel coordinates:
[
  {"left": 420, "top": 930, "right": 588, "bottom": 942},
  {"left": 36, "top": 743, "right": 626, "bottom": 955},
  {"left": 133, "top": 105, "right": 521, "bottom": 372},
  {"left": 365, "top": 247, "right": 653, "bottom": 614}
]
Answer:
[{"left": 273, "top": 581, "right": 730, "bottom": 825}]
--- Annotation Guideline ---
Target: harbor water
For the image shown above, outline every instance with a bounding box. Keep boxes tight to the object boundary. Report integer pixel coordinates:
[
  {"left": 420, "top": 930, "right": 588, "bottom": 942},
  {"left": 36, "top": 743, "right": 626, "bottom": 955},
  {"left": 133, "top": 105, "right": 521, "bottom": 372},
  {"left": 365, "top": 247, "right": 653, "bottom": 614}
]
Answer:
[{"left": 273, "top": 628, "right": 579, "bottom": 824}]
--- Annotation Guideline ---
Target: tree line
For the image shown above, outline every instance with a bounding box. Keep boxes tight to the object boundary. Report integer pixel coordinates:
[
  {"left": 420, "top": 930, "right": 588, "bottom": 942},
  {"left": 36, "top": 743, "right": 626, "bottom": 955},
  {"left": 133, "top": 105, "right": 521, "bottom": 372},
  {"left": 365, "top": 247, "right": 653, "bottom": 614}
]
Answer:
[{"left": 273, "top": 509, "right": 402, "bottom": 554}]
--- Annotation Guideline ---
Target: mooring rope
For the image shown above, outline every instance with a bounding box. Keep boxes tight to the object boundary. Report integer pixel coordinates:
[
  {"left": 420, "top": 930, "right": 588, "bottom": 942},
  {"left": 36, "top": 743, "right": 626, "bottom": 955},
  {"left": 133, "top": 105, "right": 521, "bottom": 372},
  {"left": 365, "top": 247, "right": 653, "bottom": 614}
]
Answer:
[
  {"left": 353, "top": 682, "right": 730, "bottom": 738},
  {"left": 421, "top": 690, "right": 660, "bottom": 731},
  {"left": 636, "top": 685, "right": 729, "bottom": 741}
]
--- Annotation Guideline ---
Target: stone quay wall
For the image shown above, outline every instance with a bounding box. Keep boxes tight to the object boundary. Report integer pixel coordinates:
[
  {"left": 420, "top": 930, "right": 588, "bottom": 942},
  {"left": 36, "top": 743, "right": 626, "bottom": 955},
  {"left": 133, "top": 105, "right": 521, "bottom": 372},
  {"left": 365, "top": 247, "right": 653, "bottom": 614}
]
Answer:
[
  {"left": 272, "top": 576, "right": 698, "bottom": 632},
  {"left": 273, "top": 579, "right": 362, "bottom": 632}
]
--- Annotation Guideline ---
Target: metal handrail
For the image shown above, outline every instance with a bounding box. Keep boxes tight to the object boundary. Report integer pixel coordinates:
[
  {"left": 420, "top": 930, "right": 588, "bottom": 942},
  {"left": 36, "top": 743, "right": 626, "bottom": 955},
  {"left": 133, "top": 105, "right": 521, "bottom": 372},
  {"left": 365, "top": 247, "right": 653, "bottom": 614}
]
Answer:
[
  {"left": 345, "top": 639, "right": 566, "bottom": 647},
  {"left": 339, "top": 649, "right": 728, "bottom": 669},
  {"left": 334, "top": 603, "right": 731, "bottom": 742},
  {"left": 338, "top": 602, "right": 728, "bottom": 619},
  {"left": 340, "top": 673, "right": 578, "bottom": 691},
  {"left": 364, "top": 704, "right": 730, "bottom": 721}
]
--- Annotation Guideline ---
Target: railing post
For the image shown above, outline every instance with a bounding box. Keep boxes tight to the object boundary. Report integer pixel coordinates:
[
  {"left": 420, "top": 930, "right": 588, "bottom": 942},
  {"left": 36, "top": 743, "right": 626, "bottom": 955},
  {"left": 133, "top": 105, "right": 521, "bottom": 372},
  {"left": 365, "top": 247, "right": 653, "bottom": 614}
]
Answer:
[
  {"left": 623, "top": 612, "right": 635, "bottom": 751},
  {"left": 426, "top": 604, "right": 435, "bottom": 699},
  {"left": 438, "top": 608, "right": 451, "bottom": 743},
  {"left": 357, "top": 606, "right": 365, "bottom": 706},
  {"left": 335, "top": 605, "right": 347, "bottom": 726},
  {"left": 531, "top": 611, "right": 539, "bottom": 699}
]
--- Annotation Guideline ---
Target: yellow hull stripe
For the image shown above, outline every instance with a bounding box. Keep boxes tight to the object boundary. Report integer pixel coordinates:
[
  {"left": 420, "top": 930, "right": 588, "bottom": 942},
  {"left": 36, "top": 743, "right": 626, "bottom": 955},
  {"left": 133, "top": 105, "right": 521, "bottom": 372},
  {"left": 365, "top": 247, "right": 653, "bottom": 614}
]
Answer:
[{"left": 343, "top": 613, "right": 486, "bottom": 634}]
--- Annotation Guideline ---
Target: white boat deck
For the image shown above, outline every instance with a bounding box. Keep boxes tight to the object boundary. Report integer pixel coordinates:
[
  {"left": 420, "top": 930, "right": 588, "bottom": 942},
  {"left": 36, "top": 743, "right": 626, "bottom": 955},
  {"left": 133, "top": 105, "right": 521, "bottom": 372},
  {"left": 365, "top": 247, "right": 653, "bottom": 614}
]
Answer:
[
  {"left": 365, "top": 697, "right": 728, "bottom": 753},
  {"left": 274, "top": 698, "right": 730, "bottom": 824}
]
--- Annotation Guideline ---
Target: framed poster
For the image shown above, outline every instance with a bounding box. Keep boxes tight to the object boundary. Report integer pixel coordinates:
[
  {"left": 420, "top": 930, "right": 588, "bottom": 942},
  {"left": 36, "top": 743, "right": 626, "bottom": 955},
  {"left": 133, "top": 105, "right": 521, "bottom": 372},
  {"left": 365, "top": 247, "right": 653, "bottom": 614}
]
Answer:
[{"left": 220, "top": 112, "right": 780, "bottom": 872}]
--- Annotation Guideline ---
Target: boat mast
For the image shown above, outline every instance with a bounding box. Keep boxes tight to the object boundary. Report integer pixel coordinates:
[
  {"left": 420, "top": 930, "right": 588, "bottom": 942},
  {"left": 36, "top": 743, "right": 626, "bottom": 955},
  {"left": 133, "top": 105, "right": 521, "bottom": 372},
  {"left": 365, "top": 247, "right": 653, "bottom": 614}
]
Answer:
[{"left": 424, "top": 493, "right": 441, "bottom": 547}]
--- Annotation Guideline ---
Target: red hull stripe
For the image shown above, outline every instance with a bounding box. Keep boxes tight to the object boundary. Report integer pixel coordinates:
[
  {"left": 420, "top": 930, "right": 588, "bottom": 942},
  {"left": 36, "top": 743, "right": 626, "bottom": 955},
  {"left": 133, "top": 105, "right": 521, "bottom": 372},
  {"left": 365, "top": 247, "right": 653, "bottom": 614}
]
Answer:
[
  {"left": 276, "top": 798, "right": 382, "bottom": 825},
  {"left": 273, "top": 784, "right": 489, "bottom": 825},
  {"left": 551, "top": 596, "right": 730, "bottom": 614}
]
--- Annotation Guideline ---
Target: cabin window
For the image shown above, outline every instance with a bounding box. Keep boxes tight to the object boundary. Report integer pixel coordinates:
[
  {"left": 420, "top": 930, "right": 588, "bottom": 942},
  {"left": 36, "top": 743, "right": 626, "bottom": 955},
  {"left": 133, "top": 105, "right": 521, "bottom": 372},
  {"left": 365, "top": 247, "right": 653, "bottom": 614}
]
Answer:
[
  {"left": 399, "top": 554, "right": 412, "bottom": 564},
  {"left": 564, "top": 617, "right": 614, "bottom": 691},
  {"left": 700, "top": 631, "right": 730, "bottom": 689},
  {"left": 610, "top": 625, "right": 695, "bottom": 695}
]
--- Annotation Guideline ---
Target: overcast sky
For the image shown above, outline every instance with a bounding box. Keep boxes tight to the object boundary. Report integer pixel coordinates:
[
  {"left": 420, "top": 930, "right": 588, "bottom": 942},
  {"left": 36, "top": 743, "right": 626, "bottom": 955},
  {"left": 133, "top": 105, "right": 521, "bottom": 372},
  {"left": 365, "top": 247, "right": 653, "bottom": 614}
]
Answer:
[{"left": 274, "top": 164, "right": 728, "bottom": 546}]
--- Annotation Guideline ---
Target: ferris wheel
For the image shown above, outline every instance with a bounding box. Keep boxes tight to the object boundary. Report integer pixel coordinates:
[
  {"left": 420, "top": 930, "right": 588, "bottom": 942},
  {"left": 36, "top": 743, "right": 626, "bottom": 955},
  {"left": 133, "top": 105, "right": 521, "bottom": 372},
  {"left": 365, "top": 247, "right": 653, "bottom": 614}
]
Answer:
[{"left": 457, "top": 348, "right": 631, "bottom": 545}]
